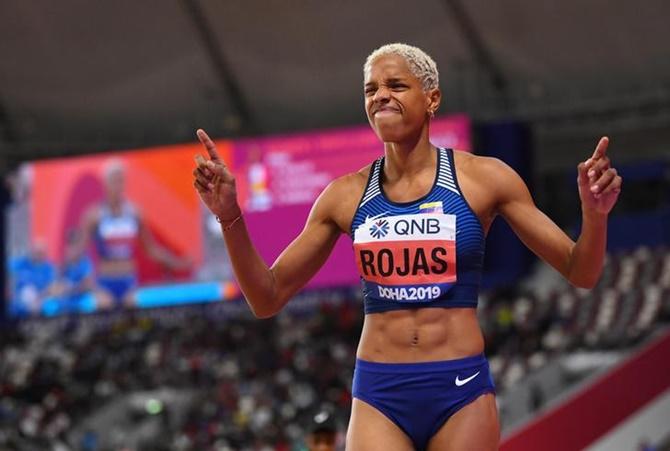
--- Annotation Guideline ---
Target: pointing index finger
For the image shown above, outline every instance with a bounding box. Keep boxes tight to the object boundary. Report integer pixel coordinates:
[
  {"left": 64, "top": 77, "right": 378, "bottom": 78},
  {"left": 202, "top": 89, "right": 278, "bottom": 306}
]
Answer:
[
  {"left": 591, "top": 136, "right": 609, "bottom": 160},
  {"left": 196, "top": 128, "right": 221, "bottom": 162}
]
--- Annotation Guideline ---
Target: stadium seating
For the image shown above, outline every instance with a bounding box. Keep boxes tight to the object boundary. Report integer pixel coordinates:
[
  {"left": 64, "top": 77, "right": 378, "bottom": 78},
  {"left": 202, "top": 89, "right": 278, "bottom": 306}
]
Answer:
[{"left": 1, "top": 246, "right": 668, "bottom": 450}]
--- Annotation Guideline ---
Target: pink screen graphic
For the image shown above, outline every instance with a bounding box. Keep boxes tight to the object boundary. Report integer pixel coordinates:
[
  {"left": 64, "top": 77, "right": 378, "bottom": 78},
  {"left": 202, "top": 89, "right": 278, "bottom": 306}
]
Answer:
[{"left": 232, "top": 114, "right": 471, "bottom": 289}]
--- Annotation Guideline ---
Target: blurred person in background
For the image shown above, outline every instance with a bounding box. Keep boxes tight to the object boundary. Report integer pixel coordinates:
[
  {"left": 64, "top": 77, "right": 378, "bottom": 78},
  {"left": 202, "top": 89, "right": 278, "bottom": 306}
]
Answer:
[
  {"left": 305, "top": 410, "right": 339, "bottom": 451},
  {"left": 7, "top": 238, "right": 58, "bottom": 317},
  {"left": 73, "top": 158, "right": 191, "bottom": 307},
  {"left": 637, "top": 438, "right": 658, "bottom": 451},
  {"left": 44, "top": 229, "right": 114, "bottom": 315},
  {"left": 4, "top": 164, "right": 33, "bottom": 258},
  {"left": 193, "top": 43, "right": 621, "bottom": 450}
]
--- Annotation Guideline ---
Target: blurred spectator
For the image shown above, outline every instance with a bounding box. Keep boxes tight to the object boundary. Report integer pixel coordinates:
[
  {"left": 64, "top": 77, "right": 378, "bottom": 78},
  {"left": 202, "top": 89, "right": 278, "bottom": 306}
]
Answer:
[
  {"left": 638, "top": 438, "right": 657, "bottom": 451},
  {"left": 305, "top": 409, "right": 338, "bottom": 451},
  {"left": 4, "top": 164, "right": 33, "bottom": 258},
  {"left": 43, "top": 230, "right": 114, "bottom": 316},
  {"left": 7, "top": 239, "right": 58, "bottom": 317}
]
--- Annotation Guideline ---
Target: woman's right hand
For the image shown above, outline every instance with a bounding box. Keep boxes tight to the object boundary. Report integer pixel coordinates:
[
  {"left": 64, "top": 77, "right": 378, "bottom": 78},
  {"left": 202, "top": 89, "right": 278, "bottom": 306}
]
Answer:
[{"left": 193, "top": 129, "right": 242, "bottom": 221}]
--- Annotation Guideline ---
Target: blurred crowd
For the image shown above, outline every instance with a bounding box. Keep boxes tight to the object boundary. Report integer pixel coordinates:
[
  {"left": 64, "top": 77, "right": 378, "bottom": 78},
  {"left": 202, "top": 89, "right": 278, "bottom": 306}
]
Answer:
[
  {"left": 1, "top": 246, "right": 669, "bottom": 450},
  {"left": 480, "top": 246, "right": 670, "bottom": 389},
  {"left": 0, "top": 296, "right": 359, "bottom": 451}
]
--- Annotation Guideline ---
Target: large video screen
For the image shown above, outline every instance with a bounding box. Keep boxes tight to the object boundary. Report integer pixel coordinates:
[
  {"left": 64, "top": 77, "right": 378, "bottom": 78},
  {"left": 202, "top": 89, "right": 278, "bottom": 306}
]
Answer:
[{"left": 5, "top": 115, "right": 471, "bottom": 318}]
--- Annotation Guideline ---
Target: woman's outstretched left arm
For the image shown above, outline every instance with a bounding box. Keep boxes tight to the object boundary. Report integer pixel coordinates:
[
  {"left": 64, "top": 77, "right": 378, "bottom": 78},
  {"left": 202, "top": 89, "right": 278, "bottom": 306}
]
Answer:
[{"left": 491, "top": 137, "right": 622, "bottom": 288}]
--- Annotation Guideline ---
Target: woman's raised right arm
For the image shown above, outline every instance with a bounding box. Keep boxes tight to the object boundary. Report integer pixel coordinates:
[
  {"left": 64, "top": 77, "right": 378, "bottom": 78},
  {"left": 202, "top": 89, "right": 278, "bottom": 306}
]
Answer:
[{"left": 193, "top": 129, "right": 343, "bottom": 318}]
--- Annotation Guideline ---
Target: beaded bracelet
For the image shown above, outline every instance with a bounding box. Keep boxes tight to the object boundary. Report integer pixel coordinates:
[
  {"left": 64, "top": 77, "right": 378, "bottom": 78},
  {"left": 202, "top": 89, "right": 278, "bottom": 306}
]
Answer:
[{"left": 216, "top": 213, "right": 243, "bottom": 232}]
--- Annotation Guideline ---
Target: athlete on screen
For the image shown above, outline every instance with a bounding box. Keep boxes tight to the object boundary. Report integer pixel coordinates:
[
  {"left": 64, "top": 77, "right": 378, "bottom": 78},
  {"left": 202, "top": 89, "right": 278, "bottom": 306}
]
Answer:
[
  {"left": 192, "top": 43, "right": 622, "bottom": 450},
  {"left": 75, "top": 159, "right": 191, "bottom": 307}
]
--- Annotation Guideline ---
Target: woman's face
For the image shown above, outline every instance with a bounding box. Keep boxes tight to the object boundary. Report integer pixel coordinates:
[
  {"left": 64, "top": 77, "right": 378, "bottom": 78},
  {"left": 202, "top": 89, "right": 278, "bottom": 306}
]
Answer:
[
  {"left": 364, "top": 54, "right": 439, "bottom": 143},
  {"left": 105, "top": 169, "right": 125, "bottom": 204}
]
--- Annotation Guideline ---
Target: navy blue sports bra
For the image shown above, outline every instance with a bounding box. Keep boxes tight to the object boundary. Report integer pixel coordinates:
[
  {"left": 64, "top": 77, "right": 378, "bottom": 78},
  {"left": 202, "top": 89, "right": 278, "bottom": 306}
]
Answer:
[
  {"left": 94, "top": 202, "right": 139, "bottom": 261},
  {"left": 350, "top": 148, "right": 485, "bottom": 314}
]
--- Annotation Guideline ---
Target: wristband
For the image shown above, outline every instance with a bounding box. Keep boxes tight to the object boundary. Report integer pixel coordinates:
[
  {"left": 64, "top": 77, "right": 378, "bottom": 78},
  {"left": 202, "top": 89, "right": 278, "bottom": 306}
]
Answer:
[{"left": 216, "top": 213, "right": 243, "bottom": 232}]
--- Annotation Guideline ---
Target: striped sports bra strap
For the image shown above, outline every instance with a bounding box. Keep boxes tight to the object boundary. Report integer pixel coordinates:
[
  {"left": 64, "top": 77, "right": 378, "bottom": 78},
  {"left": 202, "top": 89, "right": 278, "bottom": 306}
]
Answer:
[
  {"left": 436, "top": 148, "right": 461, "bottom": 196},
  {"left": 438, "top": 148, "right": 450, "bottom": 179},
  {"left": 360, "top": 157, "right": 383, "bottom": 207},
  {"left": 371, "top": 156, "right": 382, "bottom": 186}
]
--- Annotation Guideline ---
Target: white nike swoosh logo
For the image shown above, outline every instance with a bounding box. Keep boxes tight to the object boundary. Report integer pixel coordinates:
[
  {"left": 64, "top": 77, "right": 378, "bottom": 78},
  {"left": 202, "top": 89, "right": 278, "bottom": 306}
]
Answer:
[{"left": 455, "top": 371, "right": 480, "bottom": 386}]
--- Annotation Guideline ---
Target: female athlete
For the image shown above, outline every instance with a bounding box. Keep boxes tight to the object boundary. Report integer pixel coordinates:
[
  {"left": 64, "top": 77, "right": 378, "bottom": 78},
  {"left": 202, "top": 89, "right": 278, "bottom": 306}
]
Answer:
[{"left": 192, "top": 43, "right": 622, "bottom": 451}]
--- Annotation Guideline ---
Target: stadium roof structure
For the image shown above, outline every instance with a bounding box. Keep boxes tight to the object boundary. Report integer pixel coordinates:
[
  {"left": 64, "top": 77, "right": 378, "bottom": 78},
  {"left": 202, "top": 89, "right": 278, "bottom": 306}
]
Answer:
[{"left": 1, "top": 0, "right": 669, "bottom": 164}]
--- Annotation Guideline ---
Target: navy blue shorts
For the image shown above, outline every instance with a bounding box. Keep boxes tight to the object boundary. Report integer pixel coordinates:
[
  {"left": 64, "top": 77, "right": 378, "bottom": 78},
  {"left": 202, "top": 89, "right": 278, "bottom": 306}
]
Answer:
[
  {"left": 352, "top": 354, "right": 496, "bottom": 450},
  {"left": 98, "top": 274, "right": 137, "bottom": 305}
]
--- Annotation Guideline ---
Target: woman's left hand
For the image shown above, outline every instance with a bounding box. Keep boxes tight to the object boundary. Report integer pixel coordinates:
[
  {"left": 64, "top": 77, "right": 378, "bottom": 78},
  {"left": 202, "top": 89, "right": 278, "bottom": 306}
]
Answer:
[{"left": 577, "top": 137, "right": 622, "bottom": 215}]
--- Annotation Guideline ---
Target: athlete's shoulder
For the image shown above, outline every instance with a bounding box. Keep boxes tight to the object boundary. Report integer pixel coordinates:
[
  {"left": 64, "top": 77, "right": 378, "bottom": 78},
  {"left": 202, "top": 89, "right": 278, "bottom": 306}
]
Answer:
[
  {"left": 453, "top": 150, "right": 529, "bottom": 208},
  {"left": 310, "top": 164, "right": 373, "bottom": 229},
  {"left": 453, "top": 150, "right": 501, "bottom": 171},
  {"left": 123, "top": 200, "right": 140, "bottom": 215},
  {"left": 125, "top": 201, "right": 144, "bottom": 222},
  {"left": 322, "top": 163, "right": 372, "bottom": 200},
  {"left": 454, "top": 151, "right": 520, "bottom": 184}
]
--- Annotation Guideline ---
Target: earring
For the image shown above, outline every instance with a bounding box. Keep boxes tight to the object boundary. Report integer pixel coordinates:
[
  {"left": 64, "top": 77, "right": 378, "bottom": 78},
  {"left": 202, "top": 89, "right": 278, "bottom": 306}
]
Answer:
[{"left": 428, "top": 110, "right": 435, "bottom": 118}]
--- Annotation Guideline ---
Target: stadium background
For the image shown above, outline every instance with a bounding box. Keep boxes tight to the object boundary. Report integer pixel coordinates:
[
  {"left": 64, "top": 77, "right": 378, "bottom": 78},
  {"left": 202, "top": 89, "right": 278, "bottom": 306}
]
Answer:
[{"left": 1, "top": 1, "right": 669, "bottom": 450}]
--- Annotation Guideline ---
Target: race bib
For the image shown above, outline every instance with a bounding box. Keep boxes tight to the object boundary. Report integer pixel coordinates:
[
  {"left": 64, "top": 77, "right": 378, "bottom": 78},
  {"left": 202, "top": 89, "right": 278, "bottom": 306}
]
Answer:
[{"left": 353, "top": 213, "right": 457, "bottom": 288}]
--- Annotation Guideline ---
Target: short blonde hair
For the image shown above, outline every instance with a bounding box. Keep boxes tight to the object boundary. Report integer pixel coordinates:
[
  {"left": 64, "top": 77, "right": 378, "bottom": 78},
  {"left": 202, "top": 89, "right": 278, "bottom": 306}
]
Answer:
[
  {"left": 102, "top": 158, "right": 125, "bottom": 181},
  {"left": 364, "top": 43, "right": 439, "bottom": 91}
]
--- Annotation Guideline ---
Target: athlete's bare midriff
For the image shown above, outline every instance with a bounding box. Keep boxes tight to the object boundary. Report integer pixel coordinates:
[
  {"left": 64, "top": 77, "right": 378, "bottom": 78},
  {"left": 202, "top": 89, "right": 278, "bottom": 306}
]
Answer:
[
  {"left": 98, "top": 259, "right": 136, "bottom": 276},
  {"left": 338, "top": 150, "right": 489, "bottom": 364},
  {"left": 356, "top": 307, "right": 485, "bottom": 362}
]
